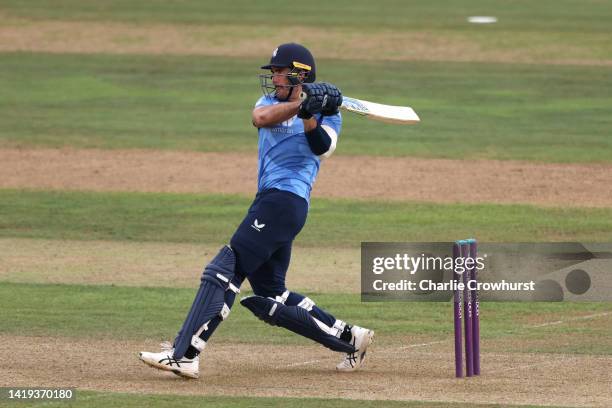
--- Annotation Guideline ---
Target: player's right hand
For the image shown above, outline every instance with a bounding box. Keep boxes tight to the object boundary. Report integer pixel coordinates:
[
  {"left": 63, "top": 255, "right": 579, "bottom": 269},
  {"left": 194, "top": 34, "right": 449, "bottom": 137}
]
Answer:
[
  {"left": 320, "top": 83, "right": 342, "bottom": 116},
  {"left": 298, "top": 83, "right": 327, "bottom": 119}
]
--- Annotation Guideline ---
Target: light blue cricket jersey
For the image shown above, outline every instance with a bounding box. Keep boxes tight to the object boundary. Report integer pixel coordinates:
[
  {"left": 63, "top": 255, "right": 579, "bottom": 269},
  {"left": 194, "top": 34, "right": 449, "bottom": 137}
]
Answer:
[{"left": 254, "top": 95, "right": 342, "bottom": 204}]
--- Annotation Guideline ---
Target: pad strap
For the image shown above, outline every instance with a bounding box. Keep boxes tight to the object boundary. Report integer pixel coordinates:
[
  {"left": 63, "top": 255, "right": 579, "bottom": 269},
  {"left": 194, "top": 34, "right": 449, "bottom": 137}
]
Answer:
[
  {"left": 275, "top": 290, "right": 290, "bottom": 304},
  {"left": 191, "top": 322, "right": 209, "bottom": 352},
  {"left": 297, "top": 297, "right": 315, "bottom": 312},
  {"left": 329, "top": 319, "right": 347, "bottom": 338},
  {"left": 220, "top": 303, "right": 231, "bottom": 320}
]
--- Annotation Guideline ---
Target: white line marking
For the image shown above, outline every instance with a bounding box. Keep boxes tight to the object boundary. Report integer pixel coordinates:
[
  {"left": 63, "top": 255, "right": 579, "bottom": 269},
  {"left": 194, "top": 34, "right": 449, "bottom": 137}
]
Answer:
[
  {"left": 487, "top": 357, "right": 575, "bottom": 375},
  {"left": 528, "top": 320, "right": 563, "bottom": 328},
  {"left": 278, "top": 312, "right": 611, "bottom": 368},
  {"left": 526, "top": 311, "right": 611, "bottom": 328},
  {"left": 574, "top": 311, "right": 610, "bottom": 320},
  {"left": 278, "top": 359, "right": 321, "bottom": 369},
  {"left": 398, "top": 340, "right": 446, "bottom": 350}
]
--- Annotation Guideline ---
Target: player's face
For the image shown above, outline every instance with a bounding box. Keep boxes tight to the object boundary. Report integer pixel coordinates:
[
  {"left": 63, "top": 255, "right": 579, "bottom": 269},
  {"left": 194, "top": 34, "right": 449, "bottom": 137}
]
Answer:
[{"left": 271, "top": 67, "right": 293, "bottom": 100}]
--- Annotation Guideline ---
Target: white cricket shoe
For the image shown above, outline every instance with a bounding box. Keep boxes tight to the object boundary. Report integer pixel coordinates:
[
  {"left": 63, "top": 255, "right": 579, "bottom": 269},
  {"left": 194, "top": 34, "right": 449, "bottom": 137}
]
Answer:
[
  {"left": 139, "top": 342, "right": 199, "bottom": 379},
  {"left": 336, "top": 326, "right": 374, "bottom": 372}
]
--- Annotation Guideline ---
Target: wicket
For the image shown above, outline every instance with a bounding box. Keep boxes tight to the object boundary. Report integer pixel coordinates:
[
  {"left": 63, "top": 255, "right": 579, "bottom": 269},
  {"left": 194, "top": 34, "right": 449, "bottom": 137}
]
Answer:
[{"left": 453, "top": 239, "right": 481, "bottom": 378}]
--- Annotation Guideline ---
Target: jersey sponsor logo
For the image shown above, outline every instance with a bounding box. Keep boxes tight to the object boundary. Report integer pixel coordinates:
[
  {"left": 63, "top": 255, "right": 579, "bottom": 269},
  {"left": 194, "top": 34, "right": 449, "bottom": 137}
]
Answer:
[
  {"left": 251, "top": 219, "right": 266, "bottom": 232},
  {"left": 270, "top": 127, "right": 293, "bottom": 134},
  {"left": 270, "top": 116, "right": 297, "bottom": 134}
]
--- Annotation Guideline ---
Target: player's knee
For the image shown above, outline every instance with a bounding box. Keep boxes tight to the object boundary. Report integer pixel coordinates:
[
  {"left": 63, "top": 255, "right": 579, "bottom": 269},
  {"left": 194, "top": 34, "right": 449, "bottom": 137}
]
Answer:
[
  {"left": 266, "top": 290, "right": 313, "bottom": 309},
  {"left": 257, "top": 289, "right": 290, "bottom": 304},
  {"left": 202, "top": 245, "right": 240, "bottom": 295},
  {"left": 250, "top": 282, "right": 287, "bottom": 299},
  {"left": 201, "top": 245, "right": 237, "bottom": 288},
  {"left": 286, "top": 291, "right": 315, "bottom": 311},
  {"left": 201, "top": 245, "right": 242, "bottom": 316}
]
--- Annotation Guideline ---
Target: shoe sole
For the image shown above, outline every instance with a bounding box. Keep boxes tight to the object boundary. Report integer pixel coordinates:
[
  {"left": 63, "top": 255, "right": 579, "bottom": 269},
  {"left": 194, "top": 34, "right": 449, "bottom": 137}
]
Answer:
[
  {"left": 139, "top": 352, "right": 199, "bottom": 379},
  {"left": 337, "top": 330, "right": 375, "bottom": 372}
]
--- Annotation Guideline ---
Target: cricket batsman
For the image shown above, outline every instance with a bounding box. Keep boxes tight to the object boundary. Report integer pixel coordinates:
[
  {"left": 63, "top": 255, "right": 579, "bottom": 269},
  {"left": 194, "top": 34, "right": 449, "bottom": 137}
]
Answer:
[{"left": 139, "top": 43, "right": 374, "bottom": 379}]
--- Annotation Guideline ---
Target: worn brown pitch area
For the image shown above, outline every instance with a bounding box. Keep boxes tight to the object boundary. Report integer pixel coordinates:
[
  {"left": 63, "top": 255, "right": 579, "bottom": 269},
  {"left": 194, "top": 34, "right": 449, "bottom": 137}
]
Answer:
[
  {"left": 1, "top": 334, "right": 610, "bottom": 407},
  {"left": 2, "top": 148, "right": 612, "bottom": 207},
  {"left": 0, "top": 17, "right": 610, "bottom": 66}
]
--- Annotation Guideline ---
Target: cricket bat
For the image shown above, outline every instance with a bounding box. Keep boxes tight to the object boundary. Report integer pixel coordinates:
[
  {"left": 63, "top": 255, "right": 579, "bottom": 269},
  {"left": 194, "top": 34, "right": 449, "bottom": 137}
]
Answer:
[{"left": 340, "top": 96, "right": 420, "bottom": 125}]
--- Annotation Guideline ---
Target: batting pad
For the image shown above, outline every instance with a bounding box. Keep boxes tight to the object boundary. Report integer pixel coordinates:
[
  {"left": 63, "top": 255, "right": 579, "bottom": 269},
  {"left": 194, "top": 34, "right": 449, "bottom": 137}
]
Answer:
[
  {"left": 173, "top": 246, "right": 236, "bottom": 359},
  {"left": 240, "top": 295, "right": 356, "bottom": 353}
]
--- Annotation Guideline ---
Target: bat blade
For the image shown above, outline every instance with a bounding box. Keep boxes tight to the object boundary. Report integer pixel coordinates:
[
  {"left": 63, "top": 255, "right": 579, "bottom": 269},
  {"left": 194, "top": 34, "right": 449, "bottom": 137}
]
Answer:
[{"left": 341, "top": 96, "right": 420, "bottom": 125}]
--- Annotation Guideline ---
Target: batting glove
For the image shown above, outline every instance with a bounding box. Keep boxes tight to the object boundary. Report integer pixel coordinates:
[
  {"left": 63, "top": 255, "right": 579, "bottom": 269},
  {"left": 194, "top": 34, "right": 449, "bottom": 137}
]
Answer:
[{"left": 298, "top": 82, "right": 328, "bottom": 119}]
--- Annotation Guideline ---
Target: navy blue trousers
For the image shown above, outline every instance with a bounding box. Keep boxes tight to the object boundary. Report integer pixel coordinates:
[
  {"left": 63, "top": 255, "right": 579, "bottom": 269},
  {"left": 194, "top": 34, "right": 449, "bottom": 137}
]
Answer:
[
  {"left": 230, "top": 188, "right": 308, "bottom": 296},
  {"left": 195, "top": 189, "right": 338, "bottom": 343}
]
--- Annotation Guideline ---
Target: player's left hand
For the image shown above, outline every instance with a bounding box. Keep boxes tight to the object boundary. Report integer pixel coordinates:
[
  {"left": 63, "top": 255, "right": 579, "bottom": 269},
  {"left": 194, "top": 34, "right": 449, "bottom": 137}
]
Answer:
[{"left": 298, "top": 82, "right": 343, "bottom": 119}]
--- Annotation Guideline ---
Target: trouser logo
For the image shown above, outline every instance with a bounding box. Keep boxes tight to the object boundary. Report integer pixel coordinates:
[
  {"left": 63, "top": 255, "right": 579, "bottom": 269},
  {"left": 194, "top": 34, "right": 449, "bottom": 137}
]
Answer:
[{"left": 251, "top": 219, "right": 266, "bottom": 232}]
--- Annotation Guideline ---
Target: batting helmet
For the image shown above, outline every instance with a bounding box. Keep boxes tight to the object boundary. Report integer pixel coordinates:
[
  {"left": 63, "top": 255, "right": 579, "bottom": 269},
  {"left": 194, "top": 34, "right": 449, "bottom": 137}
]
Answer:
[{"left": 261, "top": 43, "right": 316, "bottom": 84}]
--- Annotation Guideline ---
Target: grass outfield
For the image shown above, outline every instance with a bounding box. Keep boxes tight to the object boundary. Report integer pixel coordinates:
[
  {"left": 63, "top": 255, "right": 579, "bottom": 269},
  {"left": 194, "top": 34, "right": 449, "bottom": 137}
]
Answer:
[
  {"left": 2, "top": 190, "right": 612, "bottom": 244},
  {"left": 1, "top": 53, "right": 611, "bottom": 162},
  {"left": 3, "top": 0, "right": 612, "bottom": 33},
  {"left": 1, "top": 282, "right": 610, "bottom": 355},
  {"left": 1, "top": 2, "right": 610, "bottom": 407}
]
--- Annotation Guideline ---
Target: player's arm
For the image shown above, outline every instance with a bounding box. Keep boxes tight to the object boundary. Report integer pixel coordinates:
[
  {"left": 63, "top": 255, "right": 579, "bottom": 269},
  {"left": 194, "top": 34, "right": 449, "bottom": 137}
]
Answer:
[
  {"left": 252, "top": 101, "right": 301, "bottom": 128},
  {"left": 304, "top": 121, "right": 338, "bottom": 158}
]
